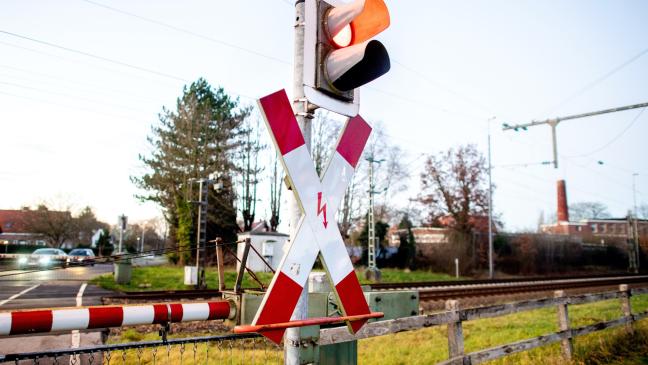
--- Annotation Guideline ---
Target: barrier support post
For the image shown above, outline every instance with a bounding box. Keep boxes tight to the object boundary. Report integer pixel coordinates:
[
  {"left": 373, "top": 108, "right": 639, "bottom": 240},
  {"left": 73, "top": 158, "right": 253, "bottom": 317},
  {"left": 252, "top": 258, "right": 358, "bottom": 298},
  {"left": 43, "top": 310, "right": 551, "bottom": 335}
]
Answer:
[{"left": 446, "top": 300, "right": 465, "bottom": 364}]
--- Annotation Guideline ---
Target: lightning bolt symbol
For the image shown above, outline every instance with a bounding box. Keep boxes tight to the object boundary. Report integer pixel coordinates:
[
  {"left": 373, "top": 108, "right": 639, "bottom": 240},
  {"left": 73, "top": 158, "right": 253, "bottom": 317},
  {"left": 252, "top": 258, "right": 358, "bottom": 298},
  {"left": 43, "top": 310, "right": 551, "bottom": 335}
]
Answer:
[{"left": 317, "top": 192, "right": 328, "bottom": 229}]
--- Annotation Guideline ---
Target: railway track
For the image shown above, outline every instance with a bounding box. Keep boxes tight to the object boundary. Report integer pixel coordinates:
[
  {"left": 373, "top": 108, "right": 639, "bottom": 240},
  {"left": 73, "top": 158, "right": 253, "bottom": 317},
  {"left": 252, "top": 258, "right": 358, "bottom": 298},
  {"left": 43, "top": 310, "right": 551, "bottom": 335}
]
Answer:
[{"left": 106, "top": 274, "right": 648, "bottom": 301}]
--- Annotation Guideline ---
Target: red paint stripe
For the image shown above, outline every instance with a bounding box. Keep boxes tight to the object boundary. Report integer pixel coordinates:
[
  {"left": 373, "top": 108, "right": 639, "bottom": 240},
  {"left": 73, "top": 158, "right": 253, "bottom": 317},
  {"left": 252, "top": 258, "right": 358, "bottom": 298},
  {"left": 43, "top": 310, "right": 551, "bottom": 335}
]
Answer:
[
  {"left": 153, "top": 304, "right": 168, "bottom": 324},
  {"left": 88, "top": 307, "right": 123, "bottom": 329},
  {"left": 335, "top": 271, "right": 370, "bottom": 333},
  {"left": 207, "top": 302, "right": 231, "bottom": 320},
  {"left": 258, "top": 89, "right": 305, "bottom": 155},
  {"left": 255, "top": 271, "right": 304, "bottom": 344},
  {"left": 169, "top": 303, "right": 183, "bottom": 322},
  {"left": 336, "top": 115, "right": 371, "bottom": 168},
  {"left": 11, "top": 310, "right": 52, "bottom": 335}
]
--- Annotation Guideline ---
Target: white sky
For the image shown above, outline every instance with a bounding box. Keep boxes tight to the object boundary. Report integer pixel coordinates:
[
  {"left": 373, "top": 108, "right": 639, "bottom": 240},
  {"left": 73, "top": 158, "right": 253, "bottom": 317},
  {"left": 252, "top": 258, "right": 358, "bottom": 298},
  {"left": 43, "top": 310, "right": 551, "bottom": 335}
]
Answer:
[{"left": 1, "top": 0, "right": 647, "bottom": 231}]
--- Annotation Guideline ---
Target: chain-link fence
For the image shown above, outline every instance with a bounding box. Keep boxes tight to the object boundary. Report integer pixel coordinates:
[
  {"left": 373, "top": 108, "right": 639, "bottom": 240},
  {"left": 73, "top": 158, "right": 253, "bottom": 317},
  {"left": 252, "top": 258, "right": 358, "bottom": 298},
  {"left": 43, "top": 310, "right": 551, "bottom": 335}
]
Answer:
[{"left": 1, "top": 333, "right": 283, "bottom": 365}]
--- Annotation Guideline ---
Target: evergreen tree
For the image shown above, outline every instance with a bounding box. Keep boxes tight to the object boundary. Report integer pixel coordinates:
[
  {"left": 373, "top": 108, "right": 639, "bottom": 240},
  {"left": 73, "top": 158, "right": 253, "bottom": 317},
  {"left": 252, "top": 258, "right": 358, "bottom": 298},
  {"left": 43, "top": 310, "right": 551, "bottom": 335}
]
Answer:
[
  {"left": 132, "top": 79, "right": 249, "bottom": 264},
  {"left": 397, "top": 214, "right": 416, "bottom": 269}
]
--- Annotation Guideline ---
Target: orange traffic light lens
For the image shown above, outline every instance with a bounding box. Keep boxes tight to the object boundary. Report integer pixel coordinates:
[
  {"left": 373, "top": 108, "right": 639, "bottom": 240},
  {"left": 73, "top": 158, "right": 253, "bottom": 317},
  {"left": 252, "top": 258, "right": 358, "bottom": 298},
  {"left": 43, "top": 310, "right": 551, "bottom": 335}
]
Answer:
[{"left": 332, "top": 24, "right": 352, "bottom": 48}]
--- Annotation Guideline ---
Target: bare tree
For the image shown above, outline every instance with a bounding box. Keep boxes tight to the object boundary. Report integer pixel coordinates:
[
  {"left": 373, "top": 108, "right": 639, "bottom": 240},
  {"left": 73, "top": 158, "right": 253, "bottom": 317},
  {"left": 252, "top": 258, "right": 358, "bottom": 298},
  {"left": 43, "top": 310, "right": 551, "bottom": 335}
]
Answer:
[
  {"left": 311, "top": 111, "right": 342, "bottom": 176},
  {"left": 238, "top": 116, "right": 265, "bottom": 231},
  {"left": 24, "top": 204, "right": 76, "bottom": 248},
  {"left": 418, "top": 144, "right": 489, "bottom": 235},
  {"left": 569, "top": 201, "right": 611, "bottom": 221},
  {"left": 269, "top": 153, "right": 283, "bottom": 232},
  {"left": 639, "top": 203, "right": 648, "bottom": 220}
]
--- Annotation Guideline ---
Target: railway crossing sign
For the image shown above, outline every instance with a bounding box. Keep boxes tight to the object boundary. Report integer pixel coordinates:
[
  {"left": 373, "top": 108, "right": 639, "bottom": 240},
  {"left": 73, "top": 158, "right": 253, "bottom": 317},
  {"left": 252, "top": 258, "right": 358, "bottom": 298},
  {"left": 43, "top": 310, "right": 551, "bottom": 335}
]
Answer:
[{"left": 251, "top": 89, "right": 372, "bottom": 344}]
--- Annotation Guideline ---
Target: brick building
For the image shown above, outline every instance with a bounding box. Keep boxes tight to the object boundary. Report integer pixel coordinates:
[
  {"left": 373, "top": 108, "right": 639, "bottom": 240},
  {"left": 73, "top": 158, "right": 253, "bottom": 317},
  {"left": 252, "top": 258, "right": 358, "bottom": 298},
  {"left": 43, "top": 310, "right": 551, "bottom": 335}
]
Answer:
[
  {"left": 540, "top": 179, "right": 648, "bottom": 241},
  {"left": 0, "top": 209, "right": 48, "bottom": 246}
]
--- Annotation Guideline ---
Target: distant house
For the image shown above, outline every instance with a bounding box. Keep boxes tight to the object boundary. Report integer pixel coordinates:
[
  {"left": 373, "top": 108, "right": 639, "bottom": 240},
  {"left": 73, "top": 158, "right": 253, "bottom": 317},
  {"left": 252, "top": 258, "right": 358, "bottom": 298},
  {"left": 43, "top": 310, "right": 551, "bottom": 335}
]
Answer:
[
  {"left": 0, "top": 209, "right": 47, "bottom": 246},
  {"left": 387, "top": 215, "right": 492, "bottom": 247}
]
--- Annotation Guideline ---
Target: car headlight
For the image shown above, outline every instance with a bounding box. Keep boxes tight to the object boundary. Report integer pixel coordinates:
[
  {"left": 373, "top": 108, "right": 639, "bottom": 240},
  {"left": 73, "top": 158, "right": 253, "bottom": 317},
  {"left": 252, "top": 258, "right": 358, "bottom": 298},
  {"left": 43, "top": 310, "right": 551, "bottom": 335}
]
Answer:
[
  {"left": 39, "top": 256, "right": 51, "bottom": 265},
  {"left": 18, "top": 256, "right": 27, "bottom": 264}
]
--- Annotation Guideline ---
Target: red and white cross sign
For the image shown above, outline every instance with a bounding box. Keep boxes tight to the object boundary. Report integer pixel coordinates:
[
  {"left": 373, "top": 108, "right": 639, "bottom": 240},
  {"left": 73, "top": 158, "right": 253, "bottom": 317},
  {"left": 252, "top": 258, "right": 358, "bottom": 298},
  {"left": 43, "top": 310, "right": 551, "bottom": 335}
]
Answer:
[{"left": 251, "top": 89, "right": 372, "bottom": 344}]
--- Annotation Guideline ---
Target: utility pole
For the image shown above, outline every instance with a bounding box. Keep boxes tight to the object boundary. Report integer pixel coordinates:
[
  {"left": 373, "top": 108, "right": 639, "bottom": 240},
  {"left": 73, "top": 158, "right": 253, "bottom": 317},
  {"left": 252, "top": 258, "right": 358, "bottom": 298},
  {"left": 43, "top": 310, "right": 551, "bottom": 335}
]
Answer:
[
  {"left": 195, "top": 179, "right": 208, "bottom": 289},
  {"left": 502, "top": 101, "right": 648, "bottom": 169},
  {"left": 365, "top": 155, "right": 384, "bottom": 281},
  {"left": 286, "top": 1, "right": 315, "bottom": 363},
  {"left": 631, "top": 173, "right": 640, "bottom": 274},
  {"left": 189, "top": 176, "right": 221, "bottom": 289},
  {"left": 487, "top": 117, "right": 495, "bottom": 279},
  {"left": 117, "top": 214, "right": 127, "bottom": 253}
]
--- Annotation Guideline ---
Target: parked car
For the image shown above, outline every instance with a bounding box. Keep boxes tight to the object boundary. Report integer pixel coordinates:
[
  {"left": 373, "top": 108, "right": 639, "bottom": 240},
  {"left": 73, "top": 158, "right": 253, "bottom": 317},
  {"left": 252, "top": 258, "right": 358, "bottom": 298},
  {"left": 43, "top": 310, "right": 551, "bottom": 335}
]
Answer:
[
  {"left": 17, "top": 248, "right": 69, "bottom": 268},
  {"left": 68, "top": 248, "right": 96, "bottom": 266}
]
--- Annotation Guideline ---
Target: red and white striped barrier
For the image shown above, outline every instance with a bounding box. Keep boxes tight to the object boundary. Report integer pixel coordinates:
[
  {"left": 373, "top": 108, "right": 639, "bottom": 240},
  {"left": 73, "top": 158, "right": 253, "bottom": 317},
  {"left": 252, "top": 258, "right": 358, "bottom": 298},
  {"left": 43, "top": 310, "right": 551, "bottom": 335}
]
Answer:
[
  {"left": 251, "top": 90, "right": 372, "bottom": 344},
  {"left": 0, "top": 301, "right": 234, "bottom": 336}
]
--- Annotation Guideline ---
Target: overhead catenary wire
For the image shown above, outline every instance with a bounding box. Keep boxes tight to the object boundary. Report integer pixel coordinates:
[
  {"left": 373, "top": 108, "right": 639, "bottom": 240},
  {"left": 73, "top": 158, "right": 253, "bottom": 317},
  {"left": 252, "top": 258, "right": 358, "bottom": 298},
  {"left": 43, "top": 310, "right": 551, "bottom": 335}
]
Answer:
[
  {"left": 543, "top": 46, "right": 648, "bottom": 115},
  {"left": 563, "top": 107, "right": 646, "bottom": 158}
]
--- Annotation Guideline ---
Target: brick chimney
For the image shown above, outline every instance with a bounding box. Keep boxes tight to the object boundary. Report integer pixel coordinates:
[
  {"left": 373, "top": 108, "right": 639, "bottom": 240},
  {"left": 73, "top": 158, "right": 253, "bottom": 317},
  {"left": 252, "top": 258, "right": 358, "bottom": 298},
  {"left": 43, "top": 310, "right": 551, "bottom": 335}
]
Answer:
[{"left": 557, "top": 179, "right": 569, "bottom": 222}]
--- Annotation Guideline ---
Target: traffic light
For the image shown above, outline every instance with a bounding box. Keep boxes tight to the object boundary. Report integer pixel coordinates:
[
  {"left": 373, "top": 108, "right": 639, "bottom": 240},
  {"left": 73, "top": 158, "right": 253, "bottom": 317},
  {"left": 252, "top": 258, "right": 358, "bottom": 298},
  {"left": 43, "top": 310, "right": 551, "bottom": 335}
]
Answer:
[{"left": 304, "top": 0, "right": 391, "bottom": 116}]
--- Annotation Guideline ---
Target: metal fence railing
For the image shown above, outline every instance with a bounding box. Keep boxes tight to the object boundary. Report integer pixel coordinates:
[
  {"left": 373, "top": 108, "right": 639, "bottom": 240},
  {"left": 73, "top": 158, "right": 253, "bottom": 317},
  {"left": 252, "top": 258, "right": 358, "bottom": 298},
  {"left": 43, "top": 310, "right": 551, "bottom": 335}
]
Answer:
[{"left": 0, "top": 333, "right": 283, "bottom": 365}]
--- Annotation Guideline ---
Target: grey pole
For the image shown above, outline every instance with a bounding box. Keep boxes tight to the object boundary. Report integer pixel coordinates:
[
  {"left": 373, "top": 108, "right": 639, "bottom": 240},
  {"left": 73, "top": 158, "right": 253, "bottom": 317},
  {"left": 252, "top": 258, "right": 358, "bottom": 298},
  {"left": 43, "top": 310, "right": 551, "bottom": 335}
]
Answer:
[
  {"left": 633, "top": 173, "right": 639, "bottom": 218},
  {"left": 487, "top": 117, "right": 495, "bottom": 279},
  {"left": 285, "top": 1, "right": 313, "bottom": 363}
]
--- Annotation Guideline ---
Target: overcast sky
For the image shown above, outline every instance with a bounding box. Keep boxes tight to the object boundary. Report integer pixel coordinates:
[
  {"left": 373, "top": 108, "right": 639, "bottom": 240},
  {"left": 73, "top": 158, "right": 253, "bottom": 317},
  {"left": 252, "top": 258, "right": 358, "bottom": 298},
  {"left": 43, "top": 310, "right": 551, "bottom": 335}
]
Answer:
[{"left": 1, "top": 0, "right": 647, "bottom": 231}]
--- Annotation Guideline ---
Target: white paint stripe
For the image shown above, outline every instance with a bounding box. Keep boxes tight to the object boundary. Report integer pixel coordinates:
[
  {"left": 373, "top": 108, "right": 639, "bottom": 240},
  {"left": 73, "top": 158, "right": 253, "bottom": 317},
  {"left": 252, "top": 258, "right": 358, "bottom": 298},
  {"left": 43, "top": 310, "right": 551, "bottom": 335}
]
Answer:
[
  {"left": 76, "top": 283, "right": 87, "bottom": 307},
  {"left": 0, "top": 312, "right": 11, "bottom": 335},
  {"left": 0, "top": 284, "right": 40, "bottom": 306},
  {"left": 70, "top": 282, "right": 87, "bottom": 364},
  {"left": 122, "top": 306, "right": 155, "bottom": 326},
  {"left": 52, "top": 309, "right": 89, "bottom": 331},
  {"left": 181, "top": 303, "right": 210, "bottom": 322}
]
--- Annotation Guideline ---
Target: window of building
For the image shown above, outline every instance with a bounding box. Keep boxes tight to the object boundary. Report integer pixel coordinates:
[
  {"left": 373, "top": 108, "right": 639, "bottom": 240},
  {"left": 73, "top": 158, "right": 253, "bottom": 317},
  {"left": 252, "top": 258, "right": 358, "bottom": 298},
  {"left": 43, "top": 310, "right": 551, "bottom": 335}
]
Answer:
[
  {"left": 577, "top": 226, "right": 583, "bottom": 232},
  {"left": 591, "top": 224, "right": 598, "bottom": 233}
]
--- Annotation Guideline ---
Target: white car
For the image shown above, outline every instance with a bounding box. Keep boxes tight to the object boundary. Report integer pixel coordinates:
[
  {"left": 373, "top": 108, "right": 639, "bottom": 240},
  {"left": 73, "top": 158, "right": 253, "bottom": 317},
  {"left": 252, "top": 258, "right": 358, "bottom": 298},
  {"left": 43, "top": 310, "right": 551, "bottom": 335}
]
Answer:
[{"left": 18, "top": 248, "right": 69, "bottom": 268}]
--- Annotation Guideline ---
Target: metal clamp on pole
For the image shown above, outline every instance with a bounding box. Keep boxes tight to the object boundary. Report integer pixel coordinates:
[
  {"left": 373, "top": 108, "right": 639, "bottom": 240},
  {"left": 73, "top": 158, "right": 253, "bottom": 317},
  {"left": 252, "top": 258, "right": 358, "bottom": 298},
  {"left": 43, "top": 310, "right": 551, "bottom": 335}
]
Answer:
[{"left": 158, "top": 303, "right": 172, "bottom": 343}]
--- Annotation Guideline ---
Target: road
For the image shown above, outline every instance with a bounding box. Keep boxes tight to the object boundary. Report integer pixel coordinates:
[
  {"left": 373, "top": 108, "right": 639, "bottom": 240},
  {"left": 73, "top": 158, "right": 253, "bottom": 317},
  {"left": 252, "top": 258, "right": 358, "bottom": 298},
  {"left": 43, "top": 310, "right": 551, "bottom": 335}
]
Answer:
[
  {"left": 0, "top": 264, "right": 113, "bottom": 309},
  {"left": 0, "top": 264, "right": 115, "bottom": 362}
]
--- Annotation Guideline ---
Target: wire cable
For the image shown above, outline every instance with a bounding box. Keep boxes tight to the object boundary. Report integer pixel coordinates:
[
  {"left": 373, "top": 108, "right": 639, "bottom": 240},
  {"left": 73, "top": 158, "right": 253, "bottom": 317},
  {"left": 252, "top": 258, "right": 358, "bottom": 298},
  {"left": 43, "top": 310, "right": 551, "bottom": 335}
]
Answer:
[
  {"left": 563, "top": 107, "right": 646, "bottom": 158},
  {"left": 0, "top": 30, "right": 189, "bottom": 82},
  {"left": 79, "top": 0, "right": 291, "bottom": 66},
  {"left": 543, "top": 46, "right": 648, "bottom": 114}
]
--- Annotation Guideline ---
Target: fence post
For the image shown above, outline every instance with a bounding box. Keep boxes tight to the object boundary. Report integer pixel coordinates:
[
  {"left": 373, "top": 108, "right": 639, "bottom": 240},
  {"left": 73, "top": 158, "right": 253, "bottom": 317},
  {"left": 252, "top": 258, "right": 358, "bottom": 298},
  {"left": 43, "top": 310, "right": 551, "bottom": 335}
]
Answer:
[
  {"left": 446, "top": 300, "right": 465, "bottom": 364},
  {"left": 619, "top": 284, "right": 634, "bottom": 335},
  {"left": 554, "top": 290, "right": 573, "bottom": 360}
]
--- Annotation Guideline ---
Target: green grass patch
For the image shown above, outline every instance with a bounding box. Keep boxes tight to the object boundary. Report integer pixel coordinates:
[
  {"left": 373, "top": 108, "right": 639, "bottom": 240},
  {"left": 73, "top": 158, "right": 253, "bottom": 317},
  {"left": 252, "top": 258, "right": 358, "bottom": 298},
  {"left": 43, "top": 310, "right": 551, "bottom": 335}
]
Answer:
[
  {"left": 358, "top": 293, "right": 648, "bottom": 364},
  {"left": 91, "top": 266, "right": 457, "bottom": 292}
]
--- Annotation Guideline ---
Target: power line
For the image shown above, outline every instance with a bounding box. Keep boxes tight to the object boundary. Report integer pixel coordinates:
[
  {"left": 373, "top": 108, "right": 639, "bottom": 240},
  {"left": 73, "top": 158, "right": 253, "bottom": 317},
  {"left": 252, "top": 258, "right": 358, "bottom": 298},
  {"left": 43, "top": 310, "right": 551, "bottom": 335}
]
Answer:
[
  {"left": 391, "top": 59, "right": 496, "bottom": 116},
  {"left": 563, "top": 107, "right": 646, "bottom": 158},
  {"left": 0, "top": 30, "right": 189, "bottom": 82},
  {"left": 0, "top": 80, "right": 151, "bottom": 114},
  {"left": 79, "top": 0, "right": 291, "bottom": 66},
  {"left": 0, "top": 90, "right": 141, "bottom": 122},
  {"left": 544, "top": 45, "right": 648, "bottom": 114},
  {"left": 77, "top": 1, "right": 490, "bottom": 121},
  {"left": 0, "top": 64, "right": 165, "bottom": 103}
]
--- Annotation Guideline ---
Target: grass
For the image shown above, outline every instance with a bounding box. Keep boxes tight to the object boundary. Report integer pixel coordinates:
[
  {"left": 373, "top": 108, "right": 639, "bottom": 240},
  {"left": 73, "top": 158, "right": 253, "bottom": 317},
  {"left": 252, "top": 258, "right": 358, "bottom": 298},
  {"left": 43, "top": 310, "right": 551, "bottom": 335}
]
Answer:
[
  {"left": 357, "top": 293, "right": 648, "bottom": 364},
  {"left": 90, "top": 265, "right": 458, "bottom": 292},
  {"left": 102, "top": 294, "right": 648, "bottom": 364}
]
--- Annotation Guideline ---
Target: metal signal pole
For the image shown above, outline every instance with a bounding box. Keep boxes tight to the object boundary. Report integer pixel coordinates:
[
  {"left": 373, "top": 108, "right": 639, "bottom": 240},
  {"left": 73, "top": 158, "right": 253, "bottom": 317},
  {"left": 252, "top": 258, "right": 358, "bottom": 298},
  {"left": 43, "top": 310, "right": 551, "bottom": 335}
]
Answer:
[
  {"left": 487, "top": 117, "right": 495, "bottom": 279},
  {"left": 365, "top": 155, "right": 384, "bottom": 281},
  {"left": 286, "top": 1, "right": 315, "bottom": 363}
]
